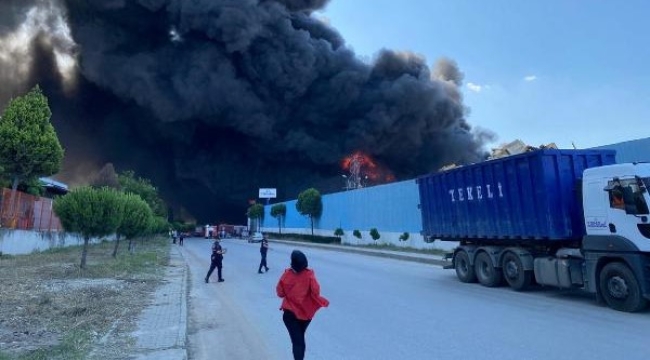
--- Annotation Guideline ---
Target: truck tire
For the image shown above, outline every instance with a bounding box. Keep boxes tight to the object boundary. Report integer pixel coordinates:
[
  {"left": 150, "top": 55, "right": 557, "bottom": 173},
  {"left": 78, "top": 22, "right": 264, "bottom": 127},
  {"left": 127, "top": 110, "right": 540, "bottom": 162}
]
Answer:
[
  {"left": 454, "top": 250, "right": 477, "bottom": 283},
  {"left": 475, "top": 252, "right": 502, "bottom": 287},
  {"left": 502, "top": 252, "right": 532, "bottom": 291},
  {"left": 599, "top": 262, "right": 647, "bottom": 312}
]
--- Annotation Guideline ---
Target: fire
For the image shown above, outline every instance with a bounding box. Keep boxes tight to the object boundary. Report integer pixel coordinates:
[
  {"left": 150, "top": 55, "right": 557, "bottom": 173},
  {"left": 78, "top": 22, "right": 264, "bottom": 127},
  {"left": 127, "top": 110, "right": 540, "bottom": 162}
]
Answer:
[{"left": 340, "top": 151, "right": 395, "bottom": 186}]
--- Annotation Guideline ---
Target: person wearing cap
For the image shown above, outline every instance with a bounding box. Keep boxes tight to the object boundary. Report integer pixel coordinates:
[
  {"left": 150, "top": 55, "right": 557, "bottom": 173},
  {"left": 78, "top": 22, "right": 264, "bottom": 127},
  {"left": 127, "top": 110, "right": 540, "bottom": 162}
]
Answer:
[
  {"left": 258, "top": 234, "right": 270, "bottom": 274},
  {"left": 276, "top": 250, "right": 329, "bottom": 360},
  {"left": 205, "top": 239, "right": 226, "bottom": 283}
]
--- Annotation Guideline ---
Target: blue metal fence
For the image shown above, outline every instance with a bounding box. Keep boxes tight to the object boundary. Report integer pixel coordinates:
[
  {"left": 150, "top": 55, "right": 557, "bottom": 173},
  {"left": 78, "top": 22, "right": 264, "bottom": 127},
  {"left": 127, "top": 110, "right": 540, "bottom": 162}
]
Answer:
[{"left": 264, "top": 179, "right": 422, "bottom": 234}]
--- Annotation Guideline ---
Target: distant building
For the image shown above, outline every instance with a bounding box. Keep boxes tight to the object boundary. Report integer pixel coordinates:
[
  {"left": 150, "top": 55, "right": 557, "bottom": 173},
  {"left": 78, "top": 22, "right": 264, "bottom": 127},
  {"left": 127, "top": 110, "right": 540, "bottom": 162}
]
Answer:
[
  {"left": 592, "top": 137, "right": 650, "bottom": 163},
  {"left": 39, "top": 177, "right": 69, "bottom": 197}
]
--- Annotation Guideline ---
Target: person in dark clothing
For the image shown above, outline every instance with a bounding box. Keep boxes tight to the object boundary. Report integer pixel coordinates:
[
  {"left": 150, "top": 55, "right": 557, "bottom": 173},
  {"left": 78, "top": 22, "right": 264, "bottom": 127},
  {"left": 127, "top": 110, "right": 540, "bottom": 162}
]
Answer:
[
  {"left": 258, "top": 235, "right": 270, "bottom": 273},
  {"left": 205, "top": 239, "right": 226, "bottom": 283},
  {"left": 276, "top": 250, "right": 329, "bottom": 360},
  {"left": 179, "top": 233, "right": 184, "bottom": 246}
]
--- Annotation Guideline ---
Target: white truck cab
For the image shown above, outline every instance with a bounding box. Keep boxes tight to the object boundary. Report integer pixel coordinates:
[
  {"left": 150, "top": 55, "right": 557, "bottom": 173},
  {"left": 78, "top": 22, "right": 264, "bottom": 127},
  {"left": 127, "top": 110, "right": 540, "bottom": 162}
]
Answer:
[
  {"left": 583, "top": 163, "right": 650, "bottom": 252},
  {"left": 520, "top": 162, "right": 650, "bottom": 312}
]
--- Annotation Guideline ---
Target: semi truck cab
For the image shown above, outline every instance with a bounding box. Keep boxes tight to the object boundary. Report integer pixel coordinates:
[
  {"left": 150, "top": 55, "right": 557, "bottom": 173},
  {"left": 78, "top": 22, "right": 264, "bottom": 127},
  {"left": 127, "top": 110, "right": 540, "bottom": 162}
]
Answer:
[
  {"left": 583, "top": 163, "right": 650, "bottom": 251},
  {"left": 573, "top": 163, "right": 650, "bottom": 311}
]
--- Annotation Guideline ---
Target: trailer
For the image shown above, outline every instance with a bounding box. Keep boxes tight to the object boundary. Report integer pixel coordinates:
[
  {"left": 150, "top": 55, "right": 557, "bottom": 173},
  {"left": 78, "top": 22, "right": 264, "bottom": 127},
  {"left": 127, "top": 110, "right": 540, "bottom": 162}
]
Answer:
[{"left": 417, "top": 149, "right": 650, "bottom": 312}]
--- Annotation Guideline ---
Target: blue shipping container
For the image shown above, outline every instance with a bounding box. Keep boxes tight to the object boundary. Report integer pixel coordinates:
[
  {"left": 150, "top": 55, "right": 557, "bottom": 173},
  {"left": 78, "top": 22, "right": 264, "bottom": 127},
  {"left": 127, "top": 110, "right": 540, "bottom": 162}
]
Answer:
[{"left": 417, "top": 149, "right": 616, "bottom": 242}]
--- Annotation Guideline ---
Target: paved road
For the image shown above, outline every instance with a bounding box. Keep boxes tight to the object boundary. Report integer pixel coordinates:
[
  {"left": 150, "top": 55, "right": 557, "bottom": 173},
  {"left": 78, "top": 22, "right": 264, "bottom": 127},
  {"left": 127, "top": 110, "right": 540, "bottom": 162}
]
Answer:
[{"left": 179, "top": 237, "right": 650, "bottom": 360}]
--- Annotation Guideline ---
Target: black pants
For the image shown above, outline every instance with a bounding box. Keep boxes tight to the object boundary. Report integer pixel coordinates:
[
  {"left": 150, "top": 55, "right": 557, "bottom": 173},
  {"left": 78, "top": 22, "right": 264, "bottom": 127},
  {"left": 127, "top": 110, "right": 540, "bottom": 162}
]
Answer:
[
  {"left": 206, "top": 260, "right": 223, "bottom": 281},
  {"left": 258, "top": 253, "right": 268, "bottom": 272},
  {"left": 179, "top": 237, "right": 184, "bottom": 246},
  {"left": 283, "top": 310, "right": 311, "bottom": 360}
]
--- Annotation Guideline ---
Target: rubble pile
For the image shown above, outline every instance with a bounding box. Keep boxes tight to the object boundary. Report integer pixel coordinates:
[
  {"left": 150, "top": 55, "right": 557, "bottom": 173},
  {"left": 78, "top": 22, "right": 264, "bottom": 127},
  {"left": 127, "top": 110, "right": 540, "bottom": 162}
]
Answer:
[
  {"left": 488, "top": 139, "right": 557, "bottom": 160},
  {"left": 438, "top": 139, "right": 558, "bottom": 171}
]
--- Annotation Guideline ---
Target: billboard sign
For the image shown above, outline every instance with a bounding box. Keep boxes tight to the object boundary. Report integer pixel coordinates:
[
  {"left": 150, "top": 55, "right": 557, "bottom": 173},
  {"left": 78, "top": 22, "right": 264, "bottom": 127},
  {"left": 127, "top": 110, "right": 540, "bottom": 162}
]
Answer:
[{"left": 259, "top": 188, "right": 277, "bottom": 199}]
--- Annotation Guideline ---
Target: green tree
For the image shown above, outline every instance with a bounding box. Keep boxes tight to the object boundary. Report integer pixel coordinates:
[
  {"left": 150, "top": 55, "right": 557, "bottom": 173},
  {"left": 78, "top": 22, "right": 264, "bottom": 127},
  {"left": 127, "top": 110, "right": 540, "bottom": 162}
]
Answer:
[
  {"left": 0, "top": 86, "right": 64, "bottom": 219},
  {"left": 353, "top": 229, "right": 362, "bottom": 240},
  {"left": 296, "top": 188, "right": 322, "bottom": 235},
  {"left": 399, "top": 232, "right": 410, "bottom": 241},
  {"left": 270, "top": 203, "right": 287, "bottom": 234},
  {"left": 370, "top": 228, "right": 381, "bottom": 242},
  {"left": 118, "top": 170, "right": 167, "bottom": 218},
  {"left": 247, "top": 203, "right": 264, "bottom": 232},
  {"left": 53, "top": 187, "right": 125, "bottom": 268},
  {"left": 148, "top": 216, "right": 170, "bottom": 236},
  {"left": 334, "top": 227, "right": 344, "bottom": 240},
  {"left": 114, "top": 193, "right": 153, "bottom": 257},
  {"left": 22, "top": 177, "right": 45, "bottom": 196},
  {"left": 0, "top": 176, "right": 45, "bottom": 196}
]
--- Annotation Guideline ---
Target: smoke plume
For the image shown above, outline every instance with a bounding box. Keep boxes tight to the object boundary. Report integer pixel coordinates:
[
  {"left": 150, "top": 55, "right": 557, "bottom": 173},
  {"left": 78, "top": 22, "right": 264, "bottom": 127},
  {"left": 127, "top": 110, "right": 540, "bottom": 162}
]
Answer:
[{"left": 0, "top": 0, "right": 490, "bottom": 223}]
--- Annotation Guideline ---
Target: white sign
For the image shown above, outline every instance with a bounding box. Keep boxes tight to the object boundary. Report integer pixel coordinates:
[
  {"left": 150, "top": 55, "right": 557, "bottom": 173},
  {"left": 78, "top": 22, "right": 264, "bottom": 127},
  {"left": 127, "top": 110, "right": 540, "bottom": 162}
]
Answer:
[{"left": 259, "top": 188, "right": 277, "bottom": 198}]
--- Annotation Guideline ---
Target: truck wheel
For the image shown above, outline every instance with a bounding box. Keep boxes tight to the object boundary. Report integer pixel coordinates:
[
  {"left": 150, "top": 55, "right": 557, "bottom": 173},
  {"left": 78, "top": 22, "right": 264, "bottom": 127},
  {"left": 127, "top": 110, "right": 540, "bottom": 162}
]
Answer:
[
  {"left": 599, "top": 262, "right": 647, "bottom": 312},
  {"left": 454, "top": 250, "right": 477, "bottom": 283},
  {"left": 502, "top": 252, "right": 532, "bottom": 291},
  {"left": 475, "top": 252, "right": 502, "bottom": 287}
]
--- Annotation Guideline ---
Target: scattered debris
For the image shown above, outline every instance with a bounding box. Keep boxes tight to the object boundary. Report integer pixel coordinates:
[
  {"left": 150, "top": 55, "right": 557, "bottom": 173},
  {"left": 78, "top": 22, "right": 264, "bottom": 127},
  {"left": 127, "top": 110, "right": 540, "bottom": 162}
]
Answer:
[
  {"left": 439, "top": 139, "right": 559, "bottom": 171},
  {"left": 488, "top": 139, "right": 557, "bottom": 159}
]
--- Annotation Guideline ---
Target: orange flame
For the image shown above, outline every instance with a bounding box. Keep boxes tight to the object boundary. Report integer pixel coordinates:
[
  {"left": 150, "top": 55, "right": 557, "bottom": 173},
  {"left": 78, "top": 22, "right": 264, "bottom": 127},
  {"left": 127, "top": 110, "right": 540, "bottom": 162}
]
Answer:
[{"left": 341, "top": 151, "right": 395, "bottom": 184}]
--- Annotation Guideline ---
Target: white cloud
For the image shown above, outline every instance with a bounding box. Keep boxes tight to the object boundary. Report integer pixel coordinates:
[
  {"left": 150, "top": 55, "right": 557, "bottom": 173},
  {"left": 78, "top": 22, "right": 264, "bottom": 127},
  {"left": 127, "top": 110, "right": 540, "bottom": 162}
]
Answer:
[
  {"left": 524, "top": 75, "right": 537, "bottom": 82},
  {"left": 466, "top": 82, "right": 483, "bottom": 92}
]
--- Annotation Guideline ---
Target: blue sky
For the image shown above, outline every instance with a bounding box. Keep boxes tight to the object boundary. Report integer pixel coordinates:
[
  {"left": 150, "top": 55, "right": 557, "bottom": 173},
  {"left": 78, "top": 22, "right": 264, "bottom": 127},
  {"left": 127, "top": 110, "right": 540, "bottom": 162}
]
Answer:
[{"left": 320, "top": 0, "right": 650, "bottom": 149}]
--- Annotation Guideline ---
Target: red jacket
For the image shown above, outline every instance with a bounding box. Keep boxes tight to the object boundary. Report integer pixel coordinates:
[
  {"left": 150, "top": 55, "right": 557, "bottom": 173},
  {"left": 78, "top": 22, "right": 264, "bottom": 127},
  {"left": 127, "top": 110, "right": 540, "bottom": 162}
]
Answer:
[{"left": 276, "top": 268, "right": 329, "bottom": 320}]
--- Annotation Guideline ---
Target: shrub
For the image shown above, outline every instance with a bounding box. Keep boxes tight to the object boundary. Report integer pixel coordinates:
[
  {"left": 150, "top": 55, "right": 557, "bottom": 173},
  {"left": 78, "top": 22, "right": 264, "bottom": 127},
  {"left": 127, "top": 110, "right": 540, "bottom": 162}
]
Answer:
[
  {"left": 353, "top": 229, "right": 361, "bottom": 239},
  {"left": 369, "top": 228, "right": 380, "bottom": 241},
  {"left": 399, "top": 232, "right": 410, "bottom": 241},
  {"left": 334, "top": 228, "right": 344, "bottom": 238}
]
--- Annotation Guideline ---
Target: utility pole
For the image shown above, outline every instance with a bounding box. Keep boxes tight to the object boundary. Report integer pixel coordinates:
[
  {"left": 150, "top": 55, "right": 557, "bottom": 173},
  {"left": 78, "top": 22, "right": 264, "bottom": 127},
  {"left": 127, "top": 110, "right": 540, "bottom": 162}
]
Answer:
[{"left": 342, "top": 154, "right": 364, "bottom": 190}]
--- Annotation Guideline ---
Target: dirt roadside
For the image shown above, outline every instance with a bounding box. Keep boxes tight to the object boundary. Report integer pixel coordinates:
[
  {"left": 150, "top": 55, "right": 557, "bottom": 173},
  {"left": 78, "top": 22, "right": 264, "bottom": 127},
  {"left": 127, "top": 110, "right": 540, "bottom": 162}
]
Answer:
[{"left": 0, "top": 237, "right": 169, "bottom": 360}]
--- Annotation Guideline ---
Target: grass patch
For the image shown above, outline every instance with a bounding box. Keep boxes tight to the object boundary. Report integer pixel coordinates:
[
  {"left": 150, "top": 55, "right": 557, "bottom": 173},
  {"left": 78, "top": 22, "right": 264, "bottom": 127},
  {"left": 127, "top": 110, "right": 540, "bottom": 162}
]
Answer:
[
  {"left": 0, "top": 235, "right": 170, "bottom": 359},
  {"left": 13, "top": 330, "right": 91, "bottom": 360}
]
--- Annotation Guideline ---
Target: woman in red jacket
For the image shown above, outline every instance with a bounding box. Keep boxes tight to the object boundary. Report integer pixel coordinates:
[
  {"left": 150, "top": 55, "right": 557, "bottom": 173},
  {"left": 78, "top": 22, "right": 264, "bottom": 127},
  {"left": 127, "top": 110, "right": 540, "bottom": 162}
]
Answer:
[{"left": 276, "top": 250, "right": 329, "bottom": 360}]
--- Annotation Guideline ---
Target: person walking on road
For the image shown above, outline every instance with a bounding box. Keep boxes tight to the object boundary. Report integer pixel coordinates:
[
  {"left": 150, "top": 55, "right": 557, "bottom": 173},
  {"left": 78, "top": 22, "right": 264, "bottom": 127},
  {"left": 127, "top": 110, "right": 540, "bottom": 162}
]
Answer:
[
  {"left": 276, "top": 250, "right": 329, "bottom": 360},
  {"left": 179, "top": 233, "right": 184, "bottom": 246},
  {"left": 258, "top": 235, "right": 270, "bottom": 273},
  {"left": 205, "top": 239, "right": 226, "bottom": 283}
]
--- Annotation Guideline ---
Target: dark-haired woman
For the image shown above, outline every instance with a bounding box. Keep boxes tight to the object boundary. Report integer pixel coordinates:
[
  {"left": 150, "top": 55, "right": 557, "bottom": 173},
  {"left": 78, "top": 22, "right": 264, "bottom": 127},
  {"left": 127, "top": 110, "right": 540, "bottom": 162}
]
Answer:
[{"left": 276, "top": 250, "right": 329, "bottom": 360}]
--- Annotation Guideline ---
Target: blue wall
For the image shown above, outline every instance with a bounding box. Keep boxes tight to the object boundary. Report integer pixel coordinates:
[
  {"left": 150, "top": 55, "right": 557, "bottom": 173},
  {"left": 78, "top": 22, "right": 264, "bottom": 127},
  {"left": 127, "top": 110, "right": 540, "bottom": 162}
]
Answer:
[
  {"left": 264, "top": 179, "right": 422, "bottom": 234},
  {"left": 593, "top": 137, "right": 650, "bottom": 163}
]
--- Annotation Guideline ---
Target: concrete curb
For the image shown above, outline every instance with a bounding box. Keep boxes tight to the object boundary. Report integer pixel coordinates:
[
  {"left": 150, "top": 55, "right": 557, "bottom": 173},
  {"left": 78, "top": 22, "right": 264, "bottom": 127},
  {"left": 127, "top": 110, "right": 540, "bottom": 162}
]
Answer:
[{"left": 269, "top": 239, "right": 450, "bottom": 267}]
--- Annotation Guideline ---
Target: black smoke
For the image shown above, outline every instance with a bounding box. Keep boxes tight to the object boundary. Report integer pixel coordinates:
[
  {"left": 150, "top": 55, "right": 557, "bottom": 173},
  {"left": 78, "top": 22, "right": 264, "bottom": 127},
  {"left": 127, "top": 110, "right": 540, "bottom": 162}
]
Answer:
[{"left": 0, "top": 0, "right": 490, "bottom": 223}]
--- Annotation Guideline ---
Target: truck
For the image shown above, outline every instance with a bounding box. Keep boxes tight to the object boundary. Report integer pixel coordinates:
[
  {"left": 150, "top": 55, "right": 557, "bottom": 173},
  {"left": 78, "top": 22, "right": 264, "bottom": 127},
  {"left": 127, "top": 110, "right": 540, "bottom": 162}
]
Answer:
[{"left": 417, "top": 149, "right": 650, "bottom": 312}]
